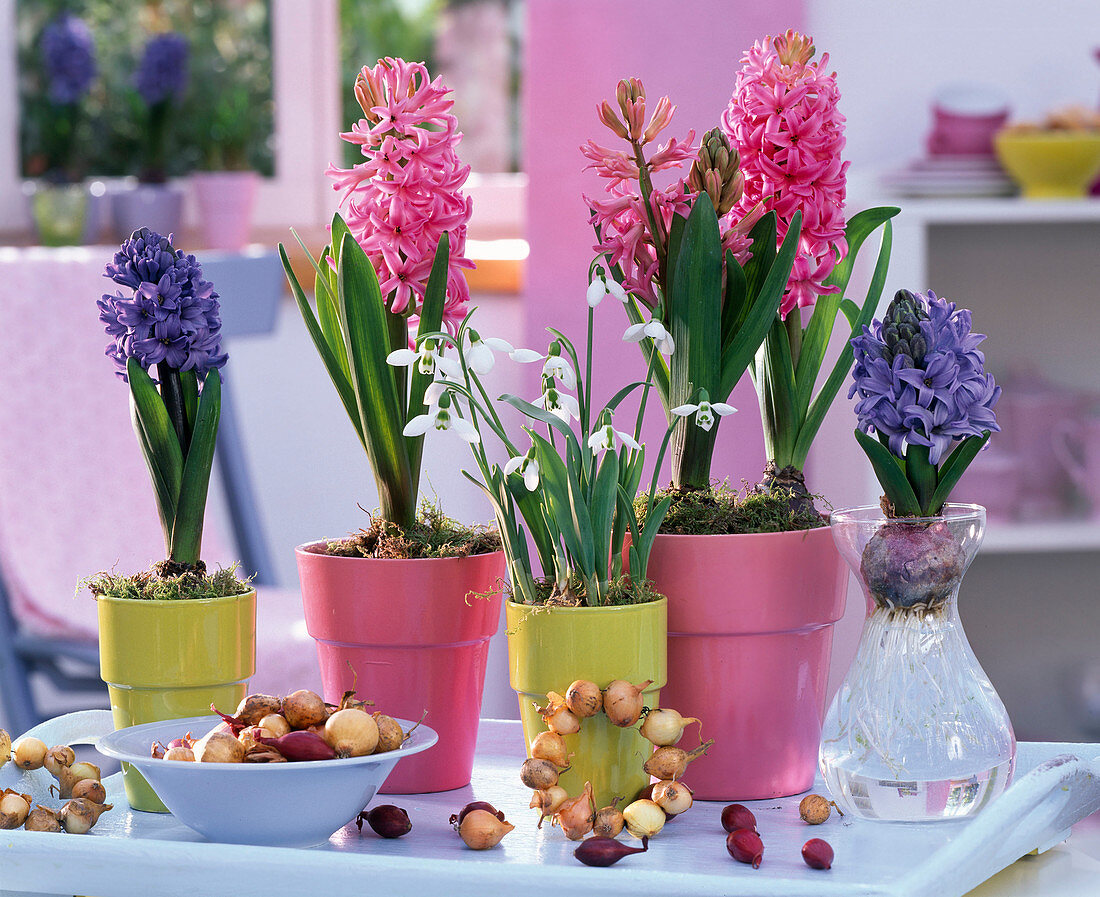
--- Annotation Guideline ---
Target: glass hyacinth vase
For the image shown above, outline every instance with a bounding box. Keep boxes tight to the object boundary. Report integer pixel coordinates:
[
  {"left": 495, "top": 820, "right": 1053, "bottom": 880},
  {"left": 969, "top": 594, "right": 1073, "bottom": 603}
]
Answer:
[{"left": 820, "top": 504, "right": 1015, "bottom": 821}]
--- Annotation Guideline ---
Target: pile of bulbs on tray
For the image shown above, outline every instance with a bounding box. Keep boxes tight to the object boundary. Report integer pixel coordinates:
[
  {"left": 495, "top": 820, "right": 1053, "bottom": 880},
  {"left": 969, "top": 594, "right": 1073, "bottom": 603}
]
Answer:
[
  {"left": 519, "top": 678, "right": 714, "bottom": 864},
  {"left": 0, "top": 728, "right": 113, "bottom": 834},
  {"left": 149, "top": 689, "right": 419, "bottom": 763}
]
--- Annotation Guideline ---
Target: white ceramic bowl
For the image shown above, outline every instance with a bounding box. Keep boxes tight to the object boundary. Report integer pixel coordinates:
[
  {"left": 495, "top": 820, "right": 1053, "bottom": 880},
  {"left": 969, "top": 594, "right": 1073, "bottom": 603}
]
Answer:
[{"left": 97, "top": 714, "right": 438, "bottom": 847}]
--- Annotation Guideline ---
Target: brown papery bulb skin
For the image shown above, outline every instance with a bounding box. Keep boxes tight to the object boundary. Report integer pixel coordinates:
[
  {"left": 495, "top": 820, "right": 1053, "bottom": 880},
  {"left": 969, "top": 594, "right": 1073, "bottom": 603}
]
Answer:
[
  {"left": 799, "top": 793, "right": 841, "bottom": 825},
  {"left": 458, "top": 809, "right": 514, "bottom": 849},
  {"left": 196, "top": 732, "right": 247, "bottom": 763},
  {"left": 539, "top": 693, "right": 582, "bottom": 735},
  {"left": 0, "top": 791, "right": 31, "bottom": 829},
  {"left": 530, "top": 731, "right": 570, "bottom": 768},
  {"left": 323, "top": 708, "right": 379, "bottom": 758},
  {"left": 372, "top": 714, "right": 404, "bottom": 752},
  {"left": 639, "top": 708, "right": 702, "bottom": 747},
  {"left": 520, "top": 757, "right": 560, "bottom": 790},
  {"left": 653, "top": 779, "right": 694, "bottom": 816},
  {"left": 43, "top": 745, "right": 76, "bottom": 778},
  {"left": 530, "top": 785, "right": 569, "bottom": 824},
  {"left": 565, "top": 680, "right": 603, "bottom": 718},
  {"left": 24, "top": 807, "right": 62, "bottom": 833},
  {"left": 282, "top": 689, "right": 329, "bottom": 730},
  {"left": 643, "top": 739, "right": 714, "bottom": 780},
  {"left": 603, "top": 680, "right": 652, "bottom": 728},
  {"left": 59, "top": 798, "right": 112, "bottom": 834},
  {"left": 0, "top": 729, "right": 10, "bottom": 770},
  {"left": 555, "top": 781, "right": 596, "bottom": 841},
  {"left": 450, "top": 801, "right": 504, "bottom": 829},
  {"left": 164, "top": 746, "right": 196, "bottom": 762},
  {"left": 71, "top": 779, "right": 107, "bottom": 804},
  {"left": 235, "top": 693, "right": 282, "bottom": 727},
  {"left": 593, "top": 804, "right": 625, "bottom": 838},
  {"left": 11, "top": 736, "right": 47, "bottom": 770},
  {"left": 258, "top": 714, "right": 291, "bottom": 738},
  {"left": 55, "top": 762, "right": 102, "bottom": 799}
]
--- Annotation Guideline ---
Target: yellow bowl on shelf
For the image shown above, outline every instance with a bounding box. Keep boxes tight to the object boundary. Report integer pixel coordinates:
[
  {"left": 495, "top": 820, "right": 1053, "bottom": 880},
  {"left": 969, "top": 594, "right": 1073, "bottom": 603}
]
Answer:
[{"left": 994, "top": 130, "right": 1100, "bottom": 198}]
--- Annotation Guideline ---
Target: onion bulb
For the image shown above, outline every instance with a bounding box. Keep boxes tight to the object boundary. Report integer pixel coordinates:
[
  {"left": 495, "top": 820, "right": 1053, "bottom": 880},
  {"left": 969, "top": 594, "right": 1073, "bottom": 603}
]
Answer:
[
  {"left": 371, "top": 713, "right": 403, "bottom": 753},
  {"left": 529, "top": 731, "right": 571, "bottom": 769},
  {"left": 281, "top": 689, "right": 328, "bottom": 730},
  {"left": 59, "top": 798, "right": 113, "bottom": 834},
  {"left": 71, "top": 780, "right": 107, "bottom": 804},
  {"left": 537, "top": 692, "right": 581, "bottom": 735},
  {"left": 43, "top": 745, "right": 76, "bottom": 778},
  {"left": 0, "top": 790, "right": 31, "bottom": 830},
  {"left": 602, "top": 680, "right": 652, "bottom": 728},
  {"left": 55, "top": 762, "right": 101, "bottom": 799},
  {"left": 323, "top": 708, "right": 379, "bottom": 758},
  {"left": 643, "top": 739, "right": 714, "bottom": 780},
  {"left": 639, "top": 708, "right": 701, "bottom": 747},
  {"left": 258, "top": 714, "right": 291, "bottom": 738},
  {"left": 653, "top": 779, "right": 693, "bottom": 815},
  {"left": 458, "top": 809, "right": 514, "bottom": 849},
  {"left": 0, "top": 729, "right": 9, "bottom": 770},
  {"left": 234, "top": 693, "right": 282, "bottom": 727},
  {"left": 519, "top": 757, "right": 560, "bottom": 790},
  {"left": 195, "top": 731, "right": 246, "bottom": 763},
  {"left": 164, "top": 746, "right": 196, "bottom": 762},
  {"left": 11, "top": 736, "right": 47, "bottom": 770},
  {"left": 622, "top": 798, "right": 665, "bottom": 839},
  {"left": 564, "top": 680, "right": 602, "bottom": 718},
  {"left": 593, "top": 798, "right": 624, "bottom": 838},
  {"left": 529, "top": 785, "right": 568, "bottom": 825},
  {"left": 24, "top": 806, "right": 61, "bottom": 833},
  {"left": 554, "top": 781, "right": 595, "bottom": 841}
]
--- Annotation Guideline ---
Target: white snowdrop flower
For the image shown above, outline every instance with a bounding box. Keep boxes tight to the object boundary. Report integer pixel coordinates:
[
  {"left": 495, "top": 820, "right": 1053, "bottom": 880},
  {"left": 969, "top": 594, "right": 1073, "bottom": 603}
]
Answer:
[
  {"left": 403, "top": 390, "right": 480, "bottom": 443},
  {"left": 503, "top": 450, "right": 540, "bottom": 491},
  {"left": 541, "top": 387, "right": 580, "bottom": 423},
  {"left": 671, "top": 399, "right": 737, "bottom": 432},
  {"left": 623, "top": 317, "right": 675, "bottom": 355},
  {"left": 587, "top": 424, "right": 641, "bottom": 455},
  {"left": 542, "top": 354, "right": 577, "bottom": 391},
  {"left": 387, "top": 338, "right": 445, "bottom": 376},
  {"left": 464, "top": 330, "right": 541, "bottom": 375}
]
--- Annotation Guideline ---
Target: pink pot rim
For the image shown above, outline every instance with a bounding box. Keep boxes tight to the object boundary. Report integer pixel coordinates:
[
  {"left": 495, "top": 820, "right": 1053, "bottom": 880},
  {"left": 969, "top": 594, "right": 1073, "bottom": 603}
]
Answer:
[
  {"left": 295, "top": 539, "right": 504, "bottom": 565},
  {"left": 650, "top": 525, "right": 829, "bottom": 544}
]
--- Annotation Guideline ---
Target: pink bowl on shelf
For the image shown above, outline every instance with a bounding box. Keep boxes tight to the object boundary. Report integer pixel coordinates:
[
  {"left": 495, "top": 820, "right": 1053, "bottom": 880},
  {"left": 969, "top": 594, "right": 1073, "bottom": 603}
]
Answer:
[{"left": 927, "top": 83, "right": 1010, "bottom": 157}]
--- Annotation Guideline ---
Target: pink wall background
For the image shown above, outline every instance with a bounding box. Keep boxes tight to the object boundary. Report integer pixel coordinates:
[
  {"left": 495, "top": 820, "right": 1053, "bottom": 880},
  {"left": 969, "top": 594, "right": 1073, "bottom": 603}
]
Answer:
[{"left": 522, "top": 0, "right": 805, "bottom": 484}]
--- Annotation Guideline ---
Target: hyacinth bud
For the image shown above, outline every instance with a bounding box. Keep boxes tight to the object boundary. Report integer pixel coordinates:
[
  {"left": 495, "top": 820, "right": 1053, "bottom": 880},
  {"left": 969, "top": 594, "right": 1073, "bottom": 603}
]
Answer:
[
  {"left": 688, "top": 128, "right": 745, "bottom": 215},
  {"left": 355, "top": 66, "right": 384, "bottom": 122},
  {"left": 616, "top": 77, "right": 646, "bottom": 141},
  {"left": 881, "top": 289, "right": 929, "bottom": 367},
  {"left": 598, "top": 101, "right": 629, "bottom": 139},
  {"left": 773, "top": 29, "right": 816, "bottom": 66}
]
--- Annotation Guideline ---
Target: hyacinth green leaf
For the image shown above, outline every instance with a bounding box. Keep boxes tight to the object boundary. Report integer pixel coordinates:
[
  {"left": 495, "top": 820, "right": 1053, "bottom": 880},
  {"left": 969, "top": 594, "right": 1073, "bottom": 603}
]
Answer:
[
  {"left": 720, "top": 249, "right": 749, "bottom": 353},
  {"left": 330, "top": 212, "right": 352, "bottom": 269},
  {"left": 172, "top": 369, "right": 221, "bottom": 566},
  {"left": 290, "top": 228, "right": 345, "bottom": 378},
  {"left": 741, "top": 211, "right": 778, "bottom": 308},
  {"left": 719, "top": 212, "right": 800, "bottom": 402},
  {"left": 406, "top": 234, "right": 450, "bottom": 488},
  {"left": 757, "top": 315, "right": 800, "bottom": 465},
  {"left": 663, "top": 210, "right": 686, "bottom": 309},
  {"left": 839, "top": 297, "right": 861, "bottom": 329},
  {"left": 795, "top": 207, "right": 900, "bottom": 417},
  {"left": 279, "top": 243, "right": 364, "bottom": 448},
  {"left": 793, "top": 219, "right": 894, "bottom": 467},
  {"left": 854, "top": 428, "right": 921, "bottom": 517},
  {"left": 128, "top": 358, "right": 182, "bottom": 550},
  {"left": 928, "top": 431, "right": 991, "bottom": 515},
  {"left": 179, "top": 369, "right": 199, "bottom": 435},
  {"left": 337, "top": 230, "right": 414, "bottom": 527}
]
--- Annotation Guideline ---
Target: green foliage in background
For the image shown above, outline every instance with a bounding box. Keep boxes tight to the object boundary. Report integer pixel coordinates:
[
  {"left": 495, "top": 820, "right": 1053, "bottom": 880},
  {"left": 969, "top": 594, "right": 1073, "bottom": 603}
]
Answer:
[{"left": 18, "top": 0, "right": 274, "bottom": 178}]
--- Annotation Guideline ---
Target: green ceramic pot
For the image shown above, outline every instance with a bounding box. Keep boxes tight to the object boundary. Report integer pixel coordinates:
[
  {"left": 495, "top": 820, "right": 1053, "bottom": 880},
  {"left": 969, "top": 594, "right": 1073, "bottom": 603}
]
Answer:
[
  {"left": 506, "top": 598, "right": 667, "bottom": 810},
  {"left": 97, "top": 589, "right": 256, "bottom": 812}
]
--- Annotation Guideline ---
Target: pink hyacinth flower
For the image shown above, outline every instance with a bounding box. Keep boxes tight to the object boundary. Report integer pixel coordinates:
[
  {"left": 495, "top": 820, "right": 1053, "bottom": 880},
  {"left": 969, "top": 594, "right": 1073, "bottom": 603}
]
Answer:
[
  {"left": 327, "top": 57, "right": 475, "bottom": 334},
  {"left": 722, "top": 30, "right": 849, "bottom": 319}
]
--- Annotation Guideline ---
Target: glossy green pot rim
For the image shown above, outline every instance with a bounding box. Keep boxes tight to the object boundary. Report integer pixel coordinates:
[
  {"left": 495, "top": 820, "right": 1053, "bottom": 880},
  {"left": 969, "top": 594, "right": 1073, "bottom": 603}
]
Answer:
[
  {"left": 95, "top": 588, "right": 256, "bottom": 608},
  {"left": 507, "top": 596, "right": 667, "bottom": 616}
]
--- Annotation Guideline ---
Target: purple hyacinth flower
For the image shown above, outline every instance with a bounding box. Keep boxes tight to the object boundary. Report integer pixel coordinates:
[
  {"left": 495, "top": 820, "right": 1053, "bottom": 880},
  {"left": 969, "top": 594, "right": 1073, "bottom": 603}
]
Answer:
[
  {"left": 135, "top": 33, "right": 189, "bottom": 107},
  {"left": 40, "top": 14, "right": 97, "bottom": 104},
  {"left": 100, "top": 229, "right": 227, "bottom": 379},
  {"left": 850, "top": 289, "right": 999, "bottom": 466}
]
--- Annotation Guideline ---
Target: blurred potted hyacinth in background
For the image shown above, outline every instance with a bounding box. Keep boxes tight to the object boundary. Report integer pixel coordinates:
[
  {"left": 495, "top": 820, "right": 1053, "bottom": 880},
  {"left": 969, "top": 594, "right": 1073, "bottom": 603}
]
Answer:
[
  {"left": 88, "top": 227, "right": 255, "bottom": 813},
  {"left": 24, "top": 13, "right": 98, "bottom": 245},
  {"left": 281, "top": 57, "right": 505, "bottom": 795},
  {"left": 820, "top": 289, "right": 1014, "bottom": 822},
  {"left": 114, "top": 33, "right": 190, "bottom": 238}
]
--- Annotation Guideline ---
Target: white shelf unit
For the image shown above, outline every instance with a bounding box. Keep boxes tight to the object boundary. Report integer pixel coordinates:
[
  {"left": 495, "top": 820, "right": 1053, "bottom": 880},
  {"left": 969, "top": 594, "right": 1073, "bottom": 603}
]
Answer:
[{"left": 982, "top": 518, "right": 1100, "bottom": 553}]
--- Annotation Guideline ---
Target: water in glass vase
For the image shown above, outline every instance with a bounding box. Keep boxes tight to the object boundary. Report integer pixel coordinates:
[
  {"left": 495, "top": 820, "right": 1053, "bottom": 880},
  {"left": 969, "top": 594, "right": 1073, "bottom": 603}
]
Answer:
[{"left": 820, "top": 506, "right": 1016, "bottom": 821}]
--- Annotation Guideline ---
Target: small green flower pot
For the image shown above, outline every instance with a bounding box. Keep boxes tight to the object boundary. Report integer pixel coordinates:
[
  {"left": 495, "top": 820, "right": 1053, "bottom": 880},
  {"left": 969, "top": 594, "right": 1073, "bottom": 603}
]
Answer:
[
  {"left": 506, "top": 598, "right": 667, "bottom": 810},
  {"left": 97, "top": 589, "right": 256, "bottom": 812}
]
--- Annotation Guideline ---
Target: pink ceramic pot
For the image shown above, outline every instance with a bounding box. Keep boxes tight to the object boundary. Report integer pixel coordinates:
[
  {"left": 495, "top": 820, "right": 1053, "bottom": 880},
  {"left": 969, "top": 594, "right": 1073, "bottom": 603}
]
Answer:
[
  {"left": 295, "top": 543, "right": 505, "bottom": 793},
  {"left": 647, "top": 526, "right": 847, "bottom": 800},
  {"left": 193, "top": 171, "right": 258, "bottom": 250}
]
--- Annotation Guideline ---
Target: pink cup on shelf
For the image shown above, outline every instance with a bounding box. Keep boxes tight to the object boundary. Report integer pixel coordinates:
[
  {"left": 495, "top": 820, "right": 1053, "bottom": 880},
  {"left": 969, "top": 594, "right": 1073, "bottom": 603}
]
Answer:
[
  {"left": 1054, "top": 417, "right": 1100, "bottom": 519},
  {"left": 927, "top": 83, "right": 1010, "bottom": 157},
  {"left": 998, "top": 387, "right": 1082, "bottom": 519},
  {"left": 953, "top": 449, "right": 1021, "bottom": 522}
]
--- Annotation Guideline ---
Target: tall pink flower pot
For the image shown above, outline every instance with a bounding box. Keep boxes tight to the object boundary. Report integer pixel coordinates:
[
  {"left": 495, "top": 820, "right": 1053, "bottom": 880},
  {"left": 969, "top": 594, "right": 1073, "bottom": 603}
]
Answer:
[
  {"left": 296, "top": 543, "right": 505, "bottom": 793},
  {"left": 647, "top": 526, "right": 847, "bottom": 800}
]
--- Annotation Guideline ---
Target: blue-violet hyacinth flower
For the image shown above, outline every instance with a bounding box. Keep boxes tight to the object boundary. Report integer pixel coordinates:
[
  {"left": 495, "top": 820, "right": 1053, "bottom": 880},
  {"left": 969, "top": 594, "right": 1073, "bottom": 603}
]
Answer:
[
  {"left": 135, "top": 33, "right": 189, "bottom": 106},
  {"left": 40, "top": 14, "right": 97, "bottom": 104},
  {"left": 849, "top": 289, "right": 999, "bottom": 465},
  {"left": 99, "top": 228, "right": 227, "bottom": 378}
]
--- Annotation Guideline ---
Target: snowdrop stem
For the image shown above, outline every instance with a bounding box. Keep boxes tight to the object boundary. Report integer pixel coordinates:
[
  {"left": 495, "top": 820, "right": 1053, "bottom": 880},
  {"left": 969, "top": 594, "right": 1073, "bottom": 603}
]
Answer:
[
  {"left": 633, "top": 347, "right": 659, "bottom": 443},
  {"left": 584, "top": 305, "right": 594, "bottom": 436}
]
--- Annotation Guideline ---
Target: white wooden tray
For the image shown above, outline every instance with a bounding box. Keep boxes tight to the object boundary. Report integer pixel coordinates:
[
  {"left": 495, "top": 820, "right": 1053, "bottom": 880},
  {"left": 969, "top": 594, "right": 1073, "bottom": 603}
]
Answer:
[{"left": 2, "top": 711, "right": 1098, "bottom": 897}]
